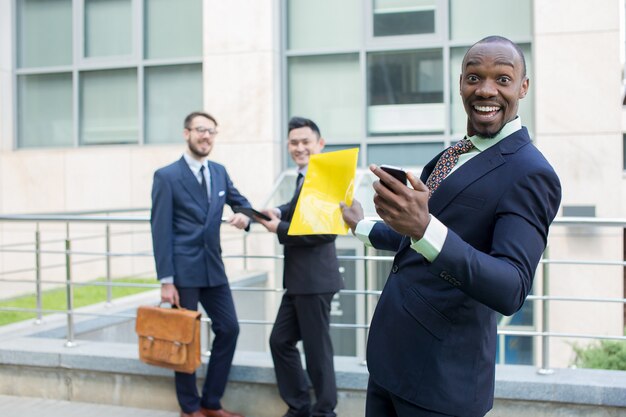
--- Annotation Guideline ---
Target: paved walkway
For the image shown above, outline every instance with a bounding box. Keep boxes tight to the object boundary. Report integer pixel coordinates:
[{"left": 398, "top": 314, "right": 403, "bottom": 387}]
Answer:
[{"left": 0, "top": 394, "right": 179, "bottom": 417}]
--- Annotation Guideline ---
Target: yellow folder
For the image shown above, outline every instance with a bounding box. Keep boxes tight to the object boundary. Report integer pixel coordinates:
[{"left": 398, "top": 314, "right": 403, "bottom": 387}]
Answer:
[{"left": 288, "top": 148, "right": 359, "bottom": 235}]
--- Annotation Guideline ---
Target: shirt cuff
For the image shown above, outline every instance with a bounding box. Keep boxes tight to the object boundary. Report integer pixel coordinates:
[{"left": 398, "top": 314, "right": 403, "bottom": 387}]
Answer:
[
  {"left": 160, "top": 276, "right": 174, "bottom": 284},
  {"left": 410, "top": 215, "right": 447, "bottom": 262},
  {"left": 354, "top": 220, "right": 376, "bottom": 246}
]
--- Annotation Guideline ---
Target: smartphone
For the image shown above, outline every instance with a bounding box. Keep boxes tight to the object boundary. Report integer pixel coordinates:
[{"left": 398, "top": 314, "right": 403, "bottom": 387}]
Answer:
[
  {"left": 232, "top": 206, "right": 272, "bottom": 221},
  {"left": 380, "top": 164, "right": 407, "bottom": 189}
]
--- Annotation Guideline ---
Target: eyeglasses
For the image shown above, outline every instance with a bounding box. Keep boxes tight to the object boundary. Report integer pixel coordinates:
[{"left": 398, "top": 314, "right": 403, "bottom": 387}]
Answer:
[{"left": 190, "top": 127, "right": 218, "bottom": 136}]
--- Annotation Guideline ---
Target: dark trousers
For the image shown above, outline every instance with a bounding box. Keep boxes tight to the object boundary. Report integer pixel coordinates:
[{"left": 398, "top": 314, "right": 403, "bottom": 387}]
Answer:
[
  {"left": 270, "top": 293, "right": 337, "bottom": 417},
  {"left": 366, "top": 377, "right": 456, "bottom": 417},
  {"left": 176, "top": 285, "right": 239, "bottom": 413}
]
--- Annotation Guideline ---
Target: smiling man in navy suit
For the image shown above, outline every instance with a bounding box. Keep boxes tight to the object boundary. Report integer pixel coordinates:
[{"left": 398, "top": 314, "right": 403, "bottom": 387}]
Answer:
[
  {"left": 341, "top": 36, "right": 562, "bottom": 416},
  {"left": 151, "top": 111, "right": 250, "bottom": 417}
]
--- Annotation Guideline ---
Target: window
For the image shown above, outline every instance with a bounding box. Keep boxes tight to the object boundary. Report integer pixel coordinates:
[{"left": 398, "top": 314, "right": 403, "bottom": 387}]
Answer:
[
  {"left": 287, "top": 0, "right": 362, "bottom": 50},
  {"left": 288, "top": 54, "right": 362, "bottom": 141},
  {"left": 15, "top": 0, "right": 203, "bottom": 148},
  {"left": 373, "top": 0, "right": 437, "bottom": 37},
  {"left": 284, "top": 0, "right": 533, "bottom": 170},
  {"left": 368, "top": 49, "right": 444, "bottom": 136}
]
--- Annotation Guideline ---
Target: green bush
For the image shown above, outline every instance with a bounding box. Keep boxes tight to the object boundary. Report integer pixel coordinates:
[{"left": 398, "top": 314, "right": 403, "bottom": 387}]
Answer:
[{"left": 572, "top": 338, "right": 626, "bottom": 371}]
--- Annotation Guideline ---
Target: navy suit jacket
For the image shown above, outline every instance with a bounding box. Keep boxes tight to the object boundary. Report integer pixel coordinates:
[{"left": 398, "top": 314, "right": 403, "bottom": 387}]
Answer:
[
  {"left": 151, "top": 157, "right": 251, "bottom": 288},
  {"left": 275, "top": 183, "right": 344, "bottom": 295},
  {"left": 366, "top": 128, "right": 561, "bottom": 416}
]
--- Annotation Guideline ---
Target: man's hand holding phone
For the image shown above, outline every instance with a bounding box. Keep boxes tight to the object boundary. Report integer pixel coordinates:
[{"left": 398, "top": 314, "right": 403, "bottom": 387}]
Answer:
[
  {"left": 371, "top": 164, "right": 431, "bottom": 240},
  {"left": 380, "top": 164, "right": 408, "bottom": 189}
]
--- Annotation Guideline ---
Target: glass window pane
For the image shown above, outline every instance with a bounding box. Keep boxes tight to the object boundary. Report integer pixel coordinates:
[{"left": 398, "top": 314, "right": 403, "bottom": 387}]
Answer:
[
  {"left": 18, "top": 73, "right": 73, "bottom": 148},
  {"left": 450, "top": 44, "right": 534, "bottom": 137},
  {"left": 145, "top": 0, "right": 202, "bottom": 59},
  {"left": 368, "top": 50, "right": 444, "bottom": 135},
  {"left": 84, "top": 0, "right": 132, "bottom": 58},
  {"left": 496, "top": 336, "right": 533, "bottom": 365},
  {"left": 80, "top": 69, "right": 138, "bottom": 145},
  {"left": 288, "top": 54, "right": 363, "bottom": 140},
  {"left": 373, "top": 0, "right": 436, "bottom": 37},
  {"left": 145, "top": 64, "right": 203, "bottom": 144},
  {"left": 367, "top": 142, "right": 443, "bottom": 167},
  {"left": 449, "top": 0, "right": 531, "bottom": 41},
  {"left": 288, "top": 0, "right": 362, "bottom": 50},
  {"left": 17, "top": 0, "right": 72, "bottom": 68}
]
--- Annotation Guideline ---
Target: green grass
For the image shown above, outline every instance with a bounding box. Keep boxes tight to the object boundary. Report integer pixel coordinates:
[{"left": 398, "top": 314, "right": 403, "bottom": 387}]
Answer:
[{"left": 0, "top": 277, "right": 158, "bottom": 326}]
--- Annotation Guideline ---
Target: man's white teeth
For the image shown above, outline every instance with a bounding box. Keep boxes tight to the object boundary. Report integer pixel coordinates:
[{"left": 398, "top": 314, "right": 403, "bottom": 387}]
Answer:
[{"left": 475, "top": 105, "right": 499, "bottom": 112}]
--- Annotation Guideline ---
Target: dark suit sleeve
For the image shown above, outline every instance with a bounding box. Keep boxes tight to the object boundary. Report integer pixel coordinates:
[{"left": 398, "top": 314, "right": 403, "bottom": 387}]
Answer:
[
  {"left": 429, "top": 168, "right": 561, "bottom": 316},
  {"left": 219, "top": 168, "right": 253, "bottom": 231},
  {"left": 368, "top": 222, "right": 405, "bottom": 252},
  {"left": 150, "top": 170, "right": 175, "bottom": 280}
]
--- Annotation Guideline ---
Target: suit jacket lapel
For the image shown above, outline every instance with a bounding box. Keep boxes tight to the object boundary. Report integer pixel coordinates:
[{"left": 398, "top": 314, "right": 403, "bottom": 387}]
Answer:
[
  {"left": 176, "top": 157, "right": 209, "bottom": 211},
  {"left": 427, "top": 129, "right": 531, "bottom": 216},
  {"left": 392, "top": 130, "right": 531, "bottom": 255}
]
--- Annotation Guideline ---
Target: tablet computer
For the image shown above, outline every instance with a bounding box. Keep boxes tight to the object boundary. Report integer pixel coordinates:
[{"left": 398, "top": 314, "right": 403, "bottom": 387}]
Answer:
[{"left": 232, "top": 206, "right": 272, "bottom": 221}]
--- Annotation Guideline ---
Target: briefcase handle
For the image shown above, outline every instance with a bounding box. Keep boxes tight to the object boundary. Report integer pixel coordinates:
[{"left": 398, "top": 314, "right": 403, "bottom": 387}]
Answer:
[{"left": 158, "top": 301, "right": 183, "bottom": 310}]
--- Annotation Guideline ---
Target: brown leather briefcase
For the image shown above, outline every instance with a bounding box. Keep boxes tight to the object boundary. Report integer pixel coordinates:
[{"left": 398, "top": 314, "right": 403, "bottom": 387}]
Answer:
[{"left": 135, "top": 305, "right": 202, "bottom": 374}]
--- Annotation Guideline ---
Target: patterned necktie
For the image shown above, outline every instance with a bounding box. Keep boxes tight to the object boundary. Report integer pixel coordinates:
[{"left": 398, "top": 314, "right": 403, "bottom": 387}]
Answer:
[{"left": 425, "top": 138, "right": 473, "bottom": 197}]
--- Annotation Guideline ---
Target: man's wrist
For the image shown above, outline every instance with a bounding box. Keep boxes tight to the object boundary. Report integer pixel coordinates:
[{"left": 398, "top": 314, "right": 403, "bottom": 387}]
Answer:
[
  {"left": 160, "top": 276, "right": 174, "bottom": 285},
  {"left": 410, "top": 215, "right": 447, "bottom": 262}
]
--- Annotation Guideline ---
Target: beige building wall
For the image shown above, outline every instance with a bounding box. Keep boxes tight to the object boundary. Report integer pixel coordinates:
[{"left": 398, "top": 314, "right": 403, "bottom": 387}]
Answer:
[
  {"left": 0, "top": 0, "right": 281, "bottom": 301},
  {"left": 0, "top": 0, "right": 623, "bottom": 367},
  {"left": 534, "top": 0, "right": 624, "bottom": 367}
]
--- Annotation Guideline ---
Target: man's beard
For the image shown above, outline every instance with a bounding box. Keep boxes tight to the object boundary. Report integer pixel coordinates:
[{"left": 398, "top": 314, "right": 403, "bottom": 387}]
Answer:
[{"left": 188, "top": 142, "right": 210, "bottom": 158}]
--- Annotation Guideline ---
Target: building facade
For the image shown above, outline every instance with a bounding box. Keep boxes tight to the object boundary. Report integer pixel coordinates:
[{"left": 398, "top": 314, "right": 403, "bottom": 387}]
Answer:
[{"left": 0, "top": 0, "right": 623, "bottom": 368}]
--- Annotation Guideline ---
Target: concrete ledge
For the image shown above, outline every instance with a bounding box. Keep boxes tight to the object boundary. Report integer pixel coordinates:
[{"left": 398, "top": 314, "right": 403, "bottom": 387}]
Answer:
[
  {"left": 495, "top": 364, "right": 626, "bottom": 408},
  {"left": 0, "top": 291, "right": 625, "bottom": 416}
]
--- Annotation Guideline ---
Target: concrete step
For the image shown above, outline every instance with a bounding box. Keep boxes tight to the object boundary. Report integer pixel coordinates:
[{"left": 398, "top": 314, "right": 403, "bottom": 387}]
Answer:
[{"left": 0, "top": 394, "right": 178, "bottom": 417}]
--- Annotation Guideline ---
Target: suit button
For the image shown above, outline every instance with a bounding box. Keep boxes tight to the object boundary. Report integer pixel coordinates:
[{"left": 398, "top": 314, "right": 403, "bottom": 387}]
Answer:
[{"left": 391, "top": 265, "right": 399, "bottom": 273}]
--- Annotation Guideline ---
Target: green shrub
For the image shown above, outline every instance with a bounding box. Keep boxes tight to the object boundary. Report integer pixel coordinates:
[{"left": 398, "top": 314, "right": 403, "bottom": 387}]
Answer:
[{"left": 572, "top": 338, "right": 626, "bottom": 371}]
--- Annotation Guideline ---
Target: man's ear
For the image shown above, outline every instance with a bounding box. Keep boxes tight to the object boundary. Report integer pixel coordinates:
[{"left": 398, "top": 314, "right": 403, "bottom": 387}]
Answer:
[
  {"left": 318, "top": 137, "right": 326, "bottom": 151},
  {"left": 459, "top": 73, "right": 463, "bottom": 95},
  {"left": 519, "top": 77, "right": 529, "bottom": 99}
]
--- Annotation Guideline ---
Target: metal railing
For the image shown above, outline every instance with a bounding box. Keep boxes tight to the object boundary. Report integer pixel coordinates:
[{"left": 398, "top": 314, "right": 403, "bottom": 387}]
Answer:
[{"left": 0, "top": 211, "right": 624, "bottom": 372}]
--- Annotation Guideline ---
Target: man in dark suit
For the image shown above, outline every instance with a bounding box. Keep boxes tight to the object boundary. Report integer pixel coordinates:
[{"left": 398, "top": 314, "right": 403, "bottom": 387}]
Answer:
[
  {"left": 256, "top": 117, "right": 344, "bottom": 417},
  {"left": 340, "top": 36, "right": 562, "bottom": 416},
  {"left": 151, "top": 111, "right": 250, "bottom": 417}
]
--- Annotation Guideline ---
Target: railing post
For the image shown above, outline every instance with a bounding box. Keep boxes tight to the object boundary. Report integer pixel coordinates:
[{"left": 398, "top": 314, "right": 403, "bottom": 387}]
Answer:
[
  {"left": 361, "top": 244, "right": 369, "bottom": 366},
  {"left": 65, "top": 224, "right": 76, "bottom": 347},
  {"left": 538, "top": 246, "right": 553, "bottom": 375},
  {"left": 105, "top": 223, "right": 112, "bottom": 306},
  {"left": 34, "top": 223, "right": 42, "bottom": 324}
]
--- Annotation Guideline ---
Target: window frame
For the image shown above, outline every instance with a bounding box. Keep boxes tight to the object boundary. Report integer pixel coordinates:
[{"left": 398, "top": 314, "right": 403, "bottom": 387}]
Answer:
[{"left": 12, "top": 0, "right": 203, "bottom": 149}]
